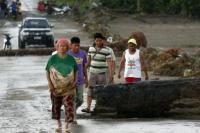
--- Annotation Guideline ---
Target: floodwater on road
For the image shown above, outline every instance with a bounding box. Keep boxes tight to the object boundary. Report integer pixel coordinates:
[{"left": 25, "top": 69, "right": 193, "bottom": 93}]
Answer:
[{"left": 0, "top": 56, "right": 200, "bottom": 133}]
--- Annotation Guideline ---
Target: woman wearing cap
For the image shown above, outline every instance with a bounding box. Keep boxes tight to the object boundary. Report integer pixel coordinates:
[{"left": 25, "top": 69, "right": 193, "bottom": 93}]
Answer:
[
  {"left": 118, "top": 38, "right": 148, "bottom": 83},
  {"left": 46, "top": 38, "right": 78, "bottom": 133}
]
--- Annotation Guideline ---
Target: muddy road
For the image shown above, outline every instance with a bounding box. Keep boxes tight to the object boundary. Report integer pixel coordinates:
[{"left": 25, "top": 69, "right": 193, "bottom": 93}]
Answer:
[
  {"left": 0, "top": 0, "right": 200, "bottom": 133},
  {"left": 1, "top": 56, "right": 200, "bottom": 133}
]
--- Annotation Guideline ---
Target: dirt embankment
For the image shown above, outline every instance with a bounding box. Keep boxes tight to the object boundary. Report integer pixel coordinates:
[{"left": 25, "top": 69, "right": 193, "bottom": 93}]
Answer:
[
  {"left": 73, "top": 8, "right": 200, "bottom": 77},
  {"left": 108, "top": 14, "right": 200, "bottom": 50},
  {"left": 74, "top": 7, "right": 200, "bottom": 50}
]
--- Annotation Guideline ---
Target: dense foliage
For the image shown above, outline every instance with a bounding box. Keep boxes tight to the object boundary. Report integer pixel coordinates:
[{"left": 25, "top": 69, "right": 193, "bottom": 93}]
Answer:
[
  {"left": 56, "top": 0, "right": 200, "bottom": 17},
  {"left": 101, "top": 0, "right": 200, "bottom": 17}
]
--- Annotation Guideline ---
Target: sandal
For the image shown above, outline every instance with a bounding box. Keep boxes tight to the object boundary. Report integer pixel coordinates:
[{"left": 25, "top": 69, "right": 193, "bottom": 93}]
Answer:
[
  {"left": 64, "top": 128, "right": 71, "bottom": 133},
  {"left": 55, "top": 127, "right": 62, "bottom": 132},
  {"left": 81, "top": 108, "right": 91, "bottom": 113}
]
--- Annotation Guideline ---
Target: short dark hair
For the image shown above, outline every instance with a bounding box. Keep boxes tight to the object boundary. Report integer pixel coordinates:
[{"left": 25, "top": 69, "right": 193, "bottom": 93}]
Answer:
[
  {"left": 94, "top": 33, "right": 104, "bottom": 39},
  {"left": 71, "top": 36, "right": 80, "bottom": 44}
]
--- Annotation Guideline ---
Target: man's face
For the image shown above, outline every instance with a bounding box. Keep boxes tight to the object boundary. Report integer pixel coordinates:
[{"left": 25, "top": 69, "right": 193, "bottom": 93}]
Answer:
[
  {"left": 128, "top": 43, "right": 137, "bottom": 51},
  {"left": 71, "top": 43, "right": 80, "bottom": 53},
  {"left": 95, "top": 38, "right": 104, "bottom": 47}
]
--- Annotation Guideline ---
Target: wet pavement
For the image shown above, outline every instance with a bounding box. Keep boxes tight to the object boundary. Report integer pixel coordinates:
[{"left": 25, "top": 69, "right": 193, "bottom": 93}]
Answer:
[
  {"left": 0, "top": 56, "right": 200, "bottom": 133},
  {"left": 0, "top": 56, "right": 53, "bottom": 132}
]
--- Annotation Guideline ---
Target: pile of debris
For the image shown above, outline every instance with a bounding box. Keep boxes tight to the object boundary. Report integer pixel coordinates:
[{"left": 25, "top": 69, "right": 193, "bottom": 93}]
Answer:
[
  {"left": 105, "top": 32, "right": 197, "bottom": 77},
  {"left": 143, "top": 47, "right": 200, "bottom": 77},
  {"left": 106, "top": 31, "right": 147, "bottom": 55},
  {"left": 105, "top": 31, "right": 199, "bottom": 77}
]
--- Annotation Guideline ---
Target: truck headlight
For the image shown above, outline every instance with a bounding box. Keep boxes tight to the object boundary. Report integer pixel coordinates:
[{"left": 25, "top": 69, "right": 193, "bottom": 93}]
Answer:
[
  {"left": 45, "top": 31, "right": 53, "bottom": 35},
  {"left": 21, "top": 31, "right": 29, "bottom": 36}
]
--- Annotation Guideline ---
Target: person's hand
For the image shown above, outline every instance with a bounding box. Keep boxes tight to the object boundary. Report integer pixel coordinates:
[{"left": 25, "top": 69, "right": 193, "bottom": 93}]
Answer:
[
  {"left": 48, "top": 83, "right": 54, "bottom": 92},
  {"left": 118, "top": 73, "right": 121, "bottom": 79},
  {"left": 72, "top": 81, "right": 76, "bottom": 88}
]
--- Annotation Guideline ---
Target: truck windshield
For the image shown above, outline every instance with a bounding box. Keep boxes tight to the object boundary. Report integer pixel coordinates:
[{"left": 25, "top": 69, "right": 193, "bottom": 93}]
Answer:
[{"left": 24, "top": 19, "right": 49, "bottom": 28}]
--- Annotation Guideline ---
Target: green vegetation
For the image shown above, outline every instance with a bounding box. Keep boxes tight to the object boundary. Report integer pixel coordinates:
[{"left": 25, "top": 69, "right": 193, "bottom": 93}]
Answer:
[
  {"left": 56, "top": 0, "right": 200, "bottom": 18},
  {"left": 101, "top": 0, "right": 200, "bottom": 17}
]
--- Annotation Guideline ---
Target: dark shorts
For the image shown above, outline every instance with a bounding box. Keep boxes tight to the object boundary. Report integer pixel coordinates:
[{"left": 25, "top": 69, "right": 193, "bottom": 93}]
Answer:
[{"left": 51, "top": 93, "right": 74, "bottom": 122}]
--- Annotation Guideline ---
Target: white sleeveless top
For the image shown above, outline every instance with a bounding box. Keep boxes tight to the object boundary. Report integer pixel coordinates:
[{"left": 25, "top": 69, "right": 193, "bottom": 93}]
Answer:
[{"left": 124, "top": 49, "right": 141, "bottom": 78}]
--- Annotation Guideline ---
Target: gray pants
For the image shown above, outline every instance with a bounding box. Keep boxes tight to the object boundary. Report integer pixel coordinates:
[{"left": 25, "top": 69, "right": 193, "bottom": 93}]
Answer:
[
  {"left": 87, "top": 72, "right": 107, "bottom": 97},
  {"left": 75, "top": 84, "right": 84, "bottom": 109}
]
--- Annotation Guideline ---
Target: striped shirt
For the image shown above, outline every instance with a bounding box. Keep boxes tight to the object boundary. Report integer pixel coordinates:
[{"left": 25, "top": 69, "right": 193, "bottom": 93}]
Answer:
[
  {"left": 106, "top": 46, "right": 116, "bottom": 61},
  {"left": 88, "top": 46, "right": 111, "bottom": 74}
]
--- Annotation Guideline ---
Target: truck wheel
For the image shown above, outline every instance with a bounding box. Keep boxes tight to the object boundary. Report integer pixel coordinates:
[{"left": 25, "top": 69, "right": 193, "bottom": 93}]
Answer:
[
  {"left": 46, "top": 40, "right": 54, "bottom": 48},
  {"left": 18, "top": 39, "right": 25, "bottom": 49}
]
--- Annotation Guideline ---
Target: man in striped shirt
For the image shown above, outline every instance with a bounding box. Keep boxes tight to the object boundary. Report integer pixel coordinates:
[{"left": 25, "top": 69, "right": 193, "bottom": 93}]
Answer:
[{"left": 81, "top": 33, "right": 113, "bottom": 113}]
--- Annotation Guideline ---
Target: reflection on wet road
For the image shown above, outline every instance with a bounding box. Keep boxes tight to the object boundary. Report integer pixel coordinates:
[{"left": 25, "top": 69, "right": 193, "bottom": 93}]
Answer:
[{"left": 0, "top": 56, "right": 54, "bottom": 132}]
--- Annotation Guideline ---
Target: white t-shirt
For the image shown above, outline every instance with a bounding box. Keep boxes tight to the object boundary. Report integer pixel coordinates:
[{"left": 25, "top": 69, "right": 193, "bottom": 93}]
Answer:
[
  {"left": 52, "top": 50, "right": 57, "bottom": 55},
  {"left": 124, "top": 49, "right": 141, "bottom": 78}
]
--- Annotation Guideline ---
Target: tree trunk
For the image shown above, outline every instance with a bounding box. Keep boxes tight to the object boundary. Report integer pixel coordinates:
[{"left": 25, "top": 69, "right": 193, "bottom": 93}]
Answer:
[
  {"left": 136, "top": 0, "right": 141, "bottom": 12},
  {"left": 93, "top": 78, "right": 200, "bottom": 118}
]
